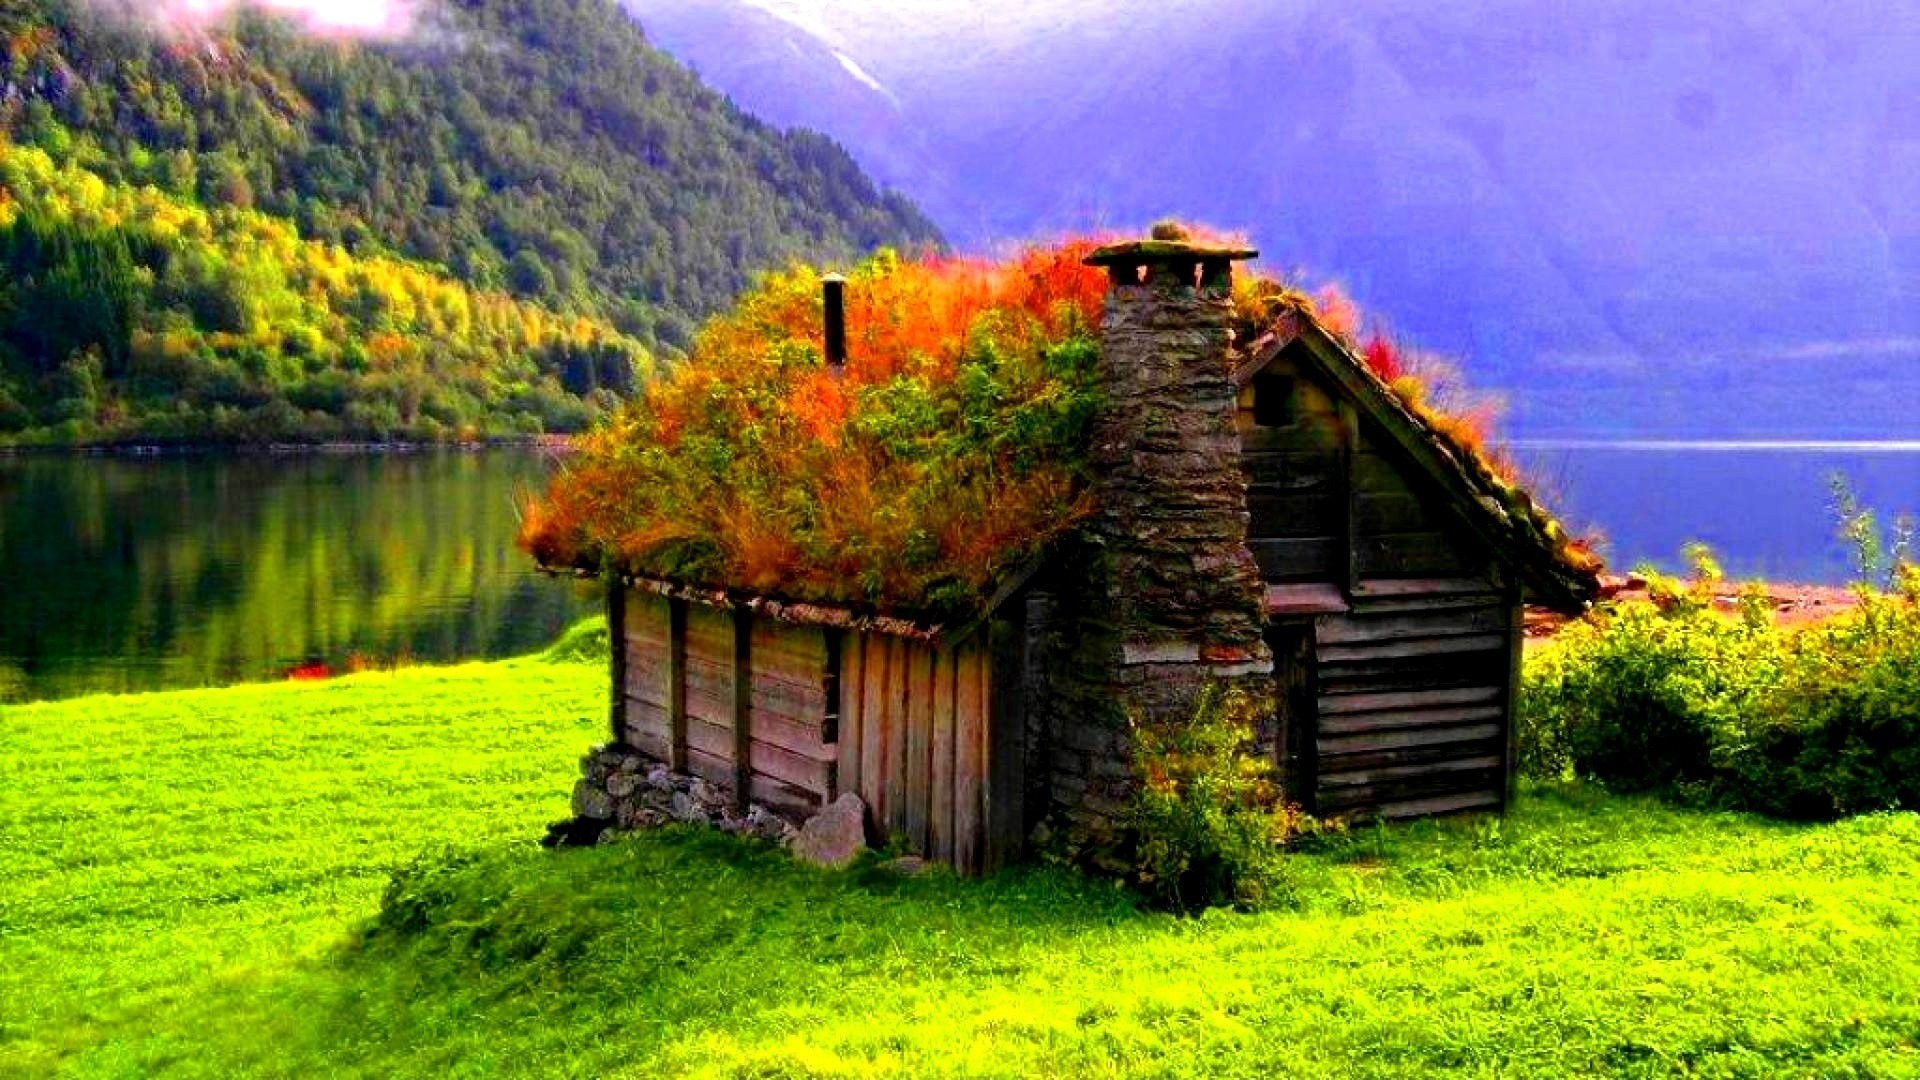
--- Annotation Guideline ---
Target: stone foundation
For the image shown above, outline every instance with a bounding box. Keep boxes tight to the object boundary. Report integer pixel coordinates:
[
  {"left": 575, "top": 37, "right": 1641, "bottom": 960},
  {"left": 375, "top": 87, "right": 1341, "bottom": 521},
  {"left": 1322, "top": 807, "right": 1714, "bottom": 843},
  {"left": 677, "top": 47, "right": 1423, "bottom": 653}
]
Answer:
[{"left": 548, "top": 744, "right": 797, "bottom": 847}]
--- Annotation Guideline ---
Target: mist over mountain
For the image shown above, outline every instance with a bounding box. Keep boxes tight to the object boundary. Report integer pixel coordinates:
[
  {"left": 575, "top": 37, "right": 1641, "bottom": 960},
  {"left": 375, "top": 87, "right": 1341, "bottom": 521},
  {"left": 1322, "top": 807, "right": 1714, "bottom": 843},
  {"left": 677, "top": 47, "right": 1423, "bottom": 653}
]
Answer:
[{"left": 629, "top": 0, "right": 1920, "bottom": 438}]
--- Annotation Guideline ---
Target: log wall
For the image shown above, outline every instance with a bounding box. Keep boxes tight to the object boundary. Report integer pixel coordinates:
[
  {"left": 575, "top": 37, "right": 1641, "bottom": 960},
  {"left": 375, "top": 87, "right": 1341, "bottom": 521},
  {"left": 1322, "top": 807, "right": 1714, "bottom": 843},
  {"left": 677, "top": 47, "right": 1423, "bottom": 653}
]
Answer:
[
  {"left": 1241, "top": 341, "right": 1522, "bottom": 820},
  {"left": 1306, "top": 580, "right": 1519, "bottom": 818},
  {"left": 613, "top": 589, "right": 1014, "bottom": 874}
]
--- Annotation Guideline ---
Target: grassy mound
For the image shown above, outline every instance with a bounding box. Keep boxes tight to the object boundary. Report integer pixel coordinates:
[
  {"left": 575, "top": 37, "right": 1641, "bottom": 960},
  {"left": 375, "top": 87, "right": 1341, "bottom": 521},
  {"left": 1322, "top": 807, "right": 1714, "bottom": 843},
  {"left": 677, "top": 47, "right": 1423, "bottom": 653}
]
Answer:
[{"left": 6, "top": 650, "right": 1920, "bottom": 1075}]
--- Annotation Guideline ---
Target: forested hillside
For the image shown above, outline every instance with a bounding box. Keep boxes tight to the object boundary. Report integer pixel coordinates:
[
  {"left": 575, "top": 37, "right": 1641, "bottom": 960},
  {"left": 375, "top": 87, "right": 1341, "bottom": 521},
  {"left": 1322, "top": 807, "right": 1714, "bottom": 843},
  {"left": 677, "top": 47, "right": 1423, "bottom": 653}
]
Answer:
[
  {"left": 0, "top": 0, "right": 938, "bottom": 443},
  {"left": 0, "top": 144, "right": 643, "bottom": 442}
]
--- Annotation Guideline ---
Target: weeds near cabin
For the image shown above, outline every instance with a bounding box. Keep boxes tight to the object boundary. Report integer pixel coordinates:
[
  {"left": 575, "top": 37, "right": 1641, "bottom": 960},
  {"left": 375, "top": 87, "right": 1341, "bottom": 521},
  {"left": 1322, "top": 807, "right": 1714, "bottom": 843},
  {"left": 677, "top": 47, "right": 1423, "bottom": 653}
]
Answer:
[{"left": 1123, "top": 685, "right": 1321, "bottom": 912}]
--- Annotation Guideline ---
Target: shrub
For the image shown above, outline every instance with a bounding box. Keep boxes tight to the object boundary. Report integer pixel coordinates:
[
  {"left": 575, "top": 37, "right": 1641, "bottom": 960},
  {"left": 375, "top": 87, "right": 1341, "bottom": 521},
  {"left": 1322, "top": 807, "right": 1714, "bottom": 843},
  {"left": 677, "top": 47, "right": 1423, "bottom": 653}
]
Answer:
[
  {"left": 520, "top": 243, "right": 1111, "bottom": 616},
  {"left": 1124, "top": 684, "right": 1315, "bottom": 912},
  {"left": 1521, "top": 547, "right": 1781, "bottom": 794},
  {"left": 1724, "top": 586, "right": 1920, "bottom": 817},
  {"left": 1521, "top": 533, "right": 1920, "bottom": 820}
]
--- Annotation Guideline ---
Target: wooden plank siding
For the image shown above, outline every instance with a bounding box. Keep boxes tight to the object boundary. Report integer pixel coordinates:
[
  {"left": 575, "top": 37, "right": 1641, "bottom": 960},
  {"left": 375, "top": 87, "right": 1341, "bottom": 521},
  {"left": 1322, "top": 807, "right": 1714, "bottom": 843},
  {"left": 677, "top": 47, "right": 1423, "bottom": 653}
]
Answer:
[
  {"left": 1239, "top": 343, "right": 1518, "bottom": 822},
  {"left": 837, "top": 630, "right": 1004, "bottom": 874},
  {"left": 1310, "top": 599, "right": 1511, "bottom": 818},
  {"left": 619, "top": 591, "right": 674, "bottom": 762},
  {"left": 613, "top": 591, "right": 1010, "bottom": 874}
]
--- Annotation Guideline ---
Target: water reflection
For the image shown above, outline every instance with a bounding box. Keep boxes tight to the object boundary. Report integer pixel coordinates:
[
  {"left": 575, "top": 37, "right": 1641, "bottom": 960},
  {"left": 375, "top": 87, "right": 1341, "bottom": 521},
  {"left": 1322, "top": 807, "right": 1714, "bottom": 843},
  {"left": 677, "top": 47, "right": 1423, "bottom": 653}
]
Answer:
[{"left": 0, "top": 450, "right": 592, "bottom": 703}]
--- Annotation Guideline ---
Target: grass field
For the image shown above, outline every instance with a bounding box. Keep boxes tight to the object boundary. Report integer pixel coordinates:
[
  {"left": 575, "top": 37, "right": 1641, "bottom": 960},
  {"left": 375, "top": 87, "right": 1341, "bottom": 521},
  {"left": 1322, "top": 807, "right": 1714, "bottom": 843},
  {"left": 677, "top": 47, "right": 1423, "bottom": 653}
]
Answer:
[{"left": 4, "top": 644, "right": 1920, "bottom": 1077}]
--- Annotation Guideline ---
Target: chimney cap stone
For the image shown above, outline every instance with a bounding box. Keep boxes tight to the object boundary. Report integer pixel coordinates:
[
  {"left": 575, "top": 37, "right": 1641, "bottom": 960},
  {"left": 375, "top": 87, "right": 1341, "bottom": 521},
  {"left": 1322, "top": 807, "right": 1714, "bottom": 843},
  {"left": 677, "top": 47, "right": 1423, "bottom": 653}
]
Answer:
[{"left": 1083, "top": 239, "right": 1259, "bottom": 267}]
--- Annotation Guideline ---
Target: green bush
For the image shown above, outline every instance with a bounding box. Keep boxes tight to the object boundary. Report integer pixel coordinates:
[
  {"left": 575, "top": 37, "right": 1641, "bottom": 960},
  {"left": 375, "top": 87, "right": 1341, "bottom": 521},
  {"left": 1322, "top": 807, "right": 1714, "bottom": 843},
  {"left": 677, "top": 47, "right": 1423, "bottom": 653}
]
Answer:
[
  {"left": 541, "top": 617, "right": 610, "bottom": 666},
  {"left": 1123, "top": 684, "right": 1314, "bottom": 912},
  {"left": 1520, "top": 539, "right": 1920, "bottom": 820},
  {"left": 1521, "top": 549, "right": 1782, "bottom": 795},
  {"left": 1723, "top": 585, "right": 1920, "bottom": 818}
]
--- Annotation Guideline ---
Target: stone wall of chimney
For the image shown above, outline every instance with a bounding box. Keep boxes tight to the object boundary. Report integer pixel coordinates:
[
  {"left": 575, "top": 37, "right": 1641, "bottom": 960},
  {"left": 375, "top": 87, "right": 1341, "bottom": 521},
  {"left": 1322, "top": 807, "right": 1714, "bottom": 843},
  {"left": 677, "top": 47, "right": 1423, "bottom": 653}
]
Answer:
[{"left": 1028, "top": 244, "right": 1274, "bottom": 847}]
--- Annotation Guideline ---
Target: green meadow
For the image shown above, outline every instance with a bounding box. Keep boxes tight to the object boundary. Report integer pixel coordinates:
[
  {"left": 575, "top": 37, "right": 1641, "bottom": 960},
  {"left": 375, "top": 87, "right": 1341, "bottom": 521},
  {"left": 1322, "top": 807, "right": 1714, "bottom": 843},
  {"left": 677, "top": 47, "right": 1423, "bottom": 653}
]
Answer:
[{"left": 4, "top": 639, "right": 1919, "bottom": 1078}]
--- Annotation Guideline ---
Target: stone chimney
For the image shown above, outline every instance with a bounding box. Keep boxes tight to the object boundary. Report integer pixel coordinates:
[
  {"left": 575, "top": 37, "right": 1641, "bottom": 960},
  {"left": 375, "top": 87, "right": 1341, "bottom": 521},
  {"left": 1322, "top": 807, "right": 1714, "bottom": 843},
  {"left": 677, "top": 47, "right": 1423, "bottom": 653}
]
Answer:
[{"left": 1028, "top": 225, "right": 1274, "bottom": 839}]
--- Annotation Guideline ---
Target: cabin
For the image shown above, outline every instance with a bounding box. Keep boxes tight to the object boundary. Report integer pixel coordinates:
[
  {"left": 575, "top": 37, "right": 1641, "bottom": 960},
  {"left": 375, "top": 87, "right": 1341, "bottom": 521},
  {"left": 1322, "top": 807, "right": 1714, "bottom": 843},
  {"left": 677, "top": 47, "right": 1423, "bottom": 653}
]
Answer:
[{"left": 553, "top": 233, "right": 1599, "bottom": 875}]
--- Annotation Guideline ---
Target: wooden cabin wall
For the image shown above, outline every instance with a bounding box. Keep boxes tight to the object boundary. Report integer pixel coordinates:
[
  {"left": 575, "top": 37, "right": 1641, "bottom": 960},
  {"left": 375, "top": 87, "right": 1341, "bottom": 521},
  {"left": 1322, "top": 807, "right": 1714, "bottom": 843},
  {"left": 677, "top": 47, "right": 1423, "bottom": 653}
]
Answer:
[
  {"left": 612, "top": 587, "right": 1016, "bottom": 874},
  {"left": 1307, "top": 581, "right": 1519, "bottom": 818},
  {"left": 1238, "top": 342, "right": 1521, "bottom": 820},
  {"left": 615, "top": 593, "right": 834, "bottom": 821},
  {"left": 1238, "top": 364, "right": 1346, "bottom": 583},
  {"left": 836, "top": 630, "right": 1009, "bottom": 874}
]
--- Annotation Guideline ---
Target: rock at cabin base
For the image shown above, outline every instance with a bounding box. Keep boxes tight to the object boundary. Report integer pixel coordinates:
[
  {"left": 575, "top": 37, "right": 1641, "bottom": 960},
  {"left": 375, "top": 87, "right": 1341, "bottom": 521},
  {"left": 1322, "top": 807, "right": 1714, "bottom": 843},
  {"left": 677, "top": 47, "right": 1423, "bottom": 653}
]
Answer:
[
  {"left": 791, "top": 793, "right": 869, "bottom": 870},
  {"left": 571, "top": 778, "right": 615, "bottom": 821},
  {"left": 879, "top": 855, "right": 929, "bottom": 877},
  {"left": 606, "top": 771, "right": 641, "bottom": 801}
]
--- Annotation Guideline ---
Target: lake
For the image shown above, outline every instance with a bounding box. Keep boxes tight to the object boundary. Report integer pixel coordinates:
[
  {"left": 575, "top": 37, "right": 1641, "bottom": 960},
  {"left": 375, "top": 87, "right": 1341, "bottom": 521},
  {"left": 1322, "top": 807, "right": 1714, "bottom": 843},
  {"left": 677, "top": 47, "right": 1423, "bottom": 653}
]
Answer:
[
  {"left": 3, "top": 442, "right": 1916, "bottom": 704},
  {"left": 0, "top": 450, "right": 593, "bottom": 704},
  {"left": 1514, "top": 441, "right": 1920, "bottom": 584}
]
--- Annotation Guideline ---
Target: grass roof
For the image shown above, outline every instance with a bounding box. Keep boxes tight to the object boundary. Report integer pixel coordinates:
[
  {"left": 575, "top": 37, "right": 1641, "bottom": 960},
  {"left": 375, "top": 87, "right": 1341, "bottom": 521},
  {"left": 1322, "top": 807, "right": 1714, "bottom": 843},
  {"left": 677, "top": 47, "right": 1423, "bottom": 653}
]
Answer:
[
  {"left": 522, "top": 235, "right": 1602, "bottom": 620},
  {"left": 521, "top": 242, "right": 1109, "bottom": 618}
]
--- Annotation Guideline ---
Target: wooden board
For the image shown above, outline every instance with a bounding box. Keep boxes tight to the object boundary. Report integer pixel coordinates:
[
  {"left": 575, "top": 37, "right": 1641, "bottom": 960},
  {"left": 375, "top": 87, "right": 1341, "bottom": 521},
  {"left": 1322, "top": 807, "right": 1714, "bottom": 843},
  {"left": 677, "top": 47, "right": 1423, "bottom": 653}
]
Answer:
[
  {"left": 1356, "top": 531, "right": 1472, "bottom": 577},
  {"left": 1269, "top": 621, "right": 1317, "bottom": 810},
  {"left": 1249, "top": 537, "right": 1340, "bottom": 581},
  {"left": 859, "top": 634, "right": 889, "bottom": 823},
  {"left": 929, "top": 647, "right": 958, "bottom": 864},
  {"left": 985, "top": 611, "right": 1027, "bottom": 873},
  {"left": 748, "top": 738, "right": 832, "bottom": 793},
  {"left": 838, "top": 631, "right": 866, "bottom": 798},
  {"left": 1318, "top": 686, "right": 1503, "bottom": 716},
  {"left": 749, "top": 620, "right": 827, "bottom": 673},
  {"left": 1241, "top": 451, "right": 1337, "bottom": 494},
  {"left": 1266, "top": 583, "right": 1350, "bottom": 616},
  {"left": 883, "top": 636, "right": 910, "bottom": 836},
  {"left": 1317, "top": 704, "right": 1505, "bottom": 736},
  {"left": 1314, "top": 607, "right": 1509, "bottom": 645},
  {"left": 1315, "top": 634, "right": 1508, "bottom": 664},
  {"left": 1317, "top": 721, "right": 1503, "bottom": 757},
  {"left": 682, "top": 607, "right": 735, "bottom": 740},
  {"left": 749, "top": 774, "right": 821, "bottom": 819},
  {"left": 751, "top": 709, "right": 833, "bottom": 765},
  {"left": 904, "top": 647, "right": 935, "bottom": 852},
  {"left": 750, "top": 679, "right": 829, "bottom": 732},
  {"left": 1355, "top": 490, "right": 1429, "bottom": 535},
  {"left": 685, "top": 717, "right": 732, "bottom": 759},
  {"left": 1318, "top": 773, "right": 1502, "bottom": 815},
  {"left": 1247, "top": 489, "right": 1342, "bottom": 539},
  {"left": 684, "top": 746, "right": 734, "bottom": 790},
  {"left": 622, "top": 720, "right": 672, "bottom": 763},
  {"left": 1350, "top": 577, "right": 1498, "bottom": 601},
  {"left": 1317, "top": 653, "right": 1507, "bottom": 696},
  {"left": 668, "top": 599, "right": 688, "bottom": 771},
  {"left": 1238, "top": 419, "right": 1342, "bottom": 455},
  {"left": 1312, "top": 736, "right": 1509, "bottom": 776},
  {"left": 1317, "top": 754, "right": 1503, "bottom": 789},
  {"left": 953, "top": 641, "right": 987, "bottom": 874}
]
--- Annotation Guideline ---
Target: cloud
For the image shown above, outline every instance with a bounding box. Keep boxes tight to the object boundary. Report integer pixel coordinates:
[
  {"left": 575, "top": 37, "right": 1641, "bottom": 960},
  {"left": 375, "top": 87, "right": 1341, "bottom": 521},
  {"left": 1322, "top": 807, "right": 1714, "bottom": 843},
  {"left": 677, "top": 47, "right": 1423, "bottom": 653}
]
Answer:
[{"left": 108, "top": 0, "right": 425, "bottom": 40}]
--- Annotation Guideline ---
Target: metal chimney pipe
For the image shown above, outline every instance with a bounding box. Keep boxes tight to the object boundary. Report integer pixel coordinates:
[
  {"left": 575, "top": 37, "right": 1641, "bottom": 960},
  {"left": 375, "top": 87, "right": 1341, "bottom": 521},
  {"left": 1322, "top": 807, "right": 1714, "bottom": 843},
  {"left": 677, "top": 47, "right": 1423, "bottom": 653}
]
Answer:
[{"left": 822, "top": 273, "right": 848, "bottom": 373}]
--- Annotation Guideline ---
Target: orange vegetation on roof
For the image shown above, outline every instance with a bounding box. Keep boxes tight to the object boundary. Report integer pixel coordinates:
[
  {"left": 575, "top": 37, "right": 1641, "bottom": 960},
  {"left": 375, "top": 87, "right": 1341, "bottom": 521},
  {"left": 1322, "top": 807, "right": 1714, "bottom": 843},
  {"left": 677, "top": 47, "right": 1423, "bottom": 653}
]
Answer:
[
  {"left": 521, "top": 242, "right": 1111, "bottom": 617},
  {"left": 524, "top": 229, "right": 1603, "bottom": 615}
]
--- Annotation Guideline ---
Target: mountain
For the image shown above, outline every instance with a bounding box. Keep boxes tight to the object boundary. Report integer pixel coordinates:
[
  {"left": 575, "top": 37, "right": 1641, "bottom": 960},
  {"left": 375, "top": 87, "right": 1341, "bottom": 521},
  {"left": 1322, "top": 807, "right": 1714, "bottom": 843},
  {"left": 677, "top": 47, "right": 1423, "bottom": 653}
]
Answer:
[
  {"left": 629, "top": 0, "right": 1920, "bottom": 439},
  {"left": 0, "top": 0, "right": 939, "bottom": 442}
]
